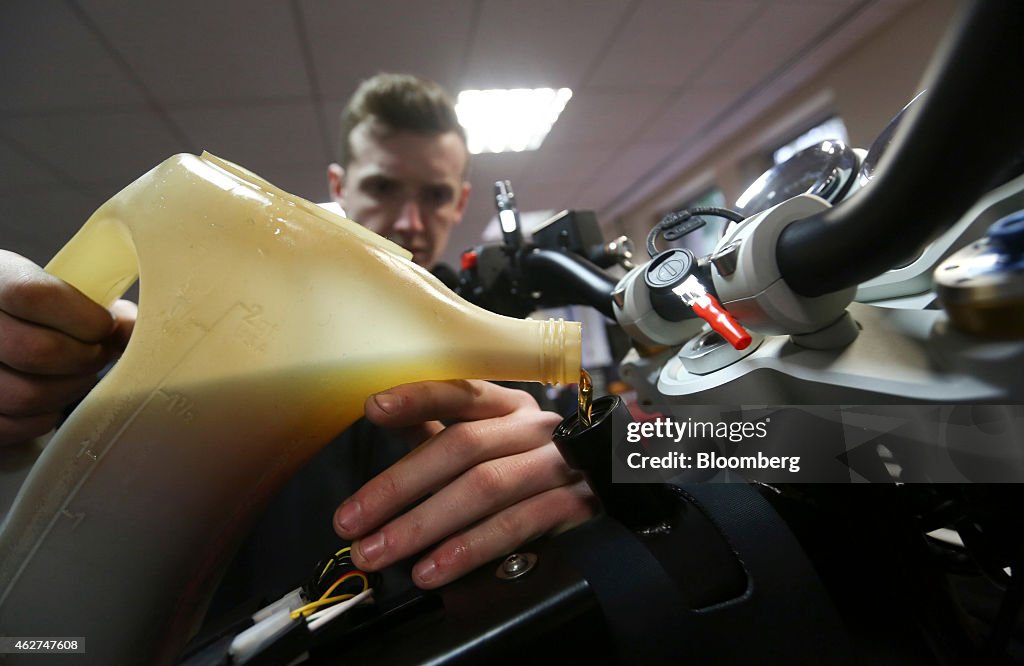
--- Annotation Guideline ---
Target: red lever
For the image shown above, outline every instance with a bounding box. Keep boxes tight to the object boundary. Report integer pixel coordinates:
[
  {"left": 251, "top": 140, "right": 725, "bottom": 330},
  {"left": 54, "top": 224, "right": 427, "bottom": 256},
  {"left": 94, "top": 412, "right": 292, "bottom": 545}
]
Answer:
[
  {"left": 461, "top": 250, "right": 478, "bottom": 271},
  {"left": 672, "top": 275, "right": 752, "bottom": 350}
]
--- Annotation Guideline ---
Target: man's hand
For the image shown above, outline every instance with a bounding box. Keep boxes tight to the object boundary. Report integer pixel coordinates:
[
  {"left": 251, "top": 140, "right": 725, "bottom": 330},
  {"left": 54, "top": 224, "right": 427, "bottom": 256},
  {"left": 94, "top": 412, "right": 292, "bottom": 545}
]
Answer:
[
  {"left": 334, "top": 380, "right": 597, "bottom": 589},
  {"left": 0, "top": 250, "right": 136, "bottom": 446}
]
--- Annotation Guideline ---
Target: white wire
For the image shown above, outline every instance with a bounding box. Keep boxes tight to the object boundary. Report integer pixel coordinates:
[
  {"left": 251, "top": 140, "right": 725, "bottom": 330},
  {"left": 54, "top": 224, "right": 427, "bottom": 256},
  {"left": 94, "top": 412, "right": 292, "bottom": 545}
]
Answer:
[
  {"left": 229, "top": 607, "right": 297, "bottom": 664},
  {"left": 252, "top": 586, "right": 305, "bottom": 623},
  {"left": 306, "top": 588, "right": 374, "bottom": 631}
]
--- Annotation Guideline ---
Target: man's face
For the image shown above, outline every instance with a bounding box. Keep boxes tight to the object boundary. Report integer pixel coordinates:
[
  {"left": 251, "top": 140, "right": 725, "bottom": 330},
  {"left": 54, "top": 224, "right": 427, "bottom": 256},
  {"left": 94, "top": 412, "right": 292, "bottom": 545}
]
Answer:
[{"left": 329, "top": 121, "right": 471, "bottom": 268}]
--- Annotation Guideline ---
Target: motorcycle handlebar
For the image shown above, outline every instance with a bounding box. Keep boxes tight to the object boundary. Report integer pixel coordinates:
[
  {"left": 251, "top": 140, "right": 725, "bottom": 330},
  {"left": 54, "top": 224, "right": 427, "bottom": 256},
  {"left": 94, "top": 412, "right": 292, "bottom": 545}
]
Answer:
[
  {"left": 776, "top": 0, "right": 1024, "bottom": 297},
  {"left": 521, "top": 248, "right": 619, "bottom": 319}
]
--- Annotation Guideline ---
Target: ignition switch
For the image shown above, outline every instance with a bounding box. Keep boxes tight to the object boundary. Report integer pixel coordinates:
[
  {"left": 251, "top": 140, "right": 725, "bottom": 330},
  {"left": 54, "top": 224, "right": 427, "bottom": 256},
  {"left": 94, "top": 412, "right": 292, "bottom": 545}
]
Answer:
[{"left": 644, "top": 249, "right": 752, "bottom": 350}]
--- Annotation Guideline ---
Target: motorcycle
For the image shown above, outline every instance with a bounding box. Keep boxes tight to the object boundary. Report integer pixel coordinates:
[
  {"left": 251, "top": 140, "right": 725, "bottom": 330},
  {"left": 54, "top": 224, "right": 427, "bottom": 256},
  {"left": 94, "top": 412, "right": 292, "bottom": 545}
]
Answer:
[
  {"left": 99, "top": 1, "right": 1024, "bottom": 663},
  {"left": 377, "top": 1, "right": 1023, "bottom": 664}
]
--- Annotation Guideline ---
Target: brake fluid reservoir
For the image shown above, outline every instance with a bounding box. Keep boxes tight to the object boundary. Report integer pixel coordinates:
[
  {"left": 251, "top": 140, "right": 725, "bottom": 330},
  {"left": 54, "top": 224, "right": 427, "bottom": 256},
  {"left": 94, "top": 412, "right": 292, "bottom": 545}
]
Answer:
[
  {"left": 0, "top": 153, "right": 581, "bottom": 665},
  {"left": 936, "top": 210, "right": 1024, "bottom": 337}
]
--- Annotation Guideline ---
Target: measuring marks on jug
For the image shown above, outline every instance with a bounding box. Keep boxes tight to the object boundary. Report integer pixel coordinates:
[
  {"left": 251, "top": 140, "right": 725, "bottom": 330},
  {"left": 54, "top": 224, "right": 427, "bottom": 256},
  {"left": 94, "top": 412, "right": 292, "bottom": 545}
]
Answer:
[{"left": 0, "top": 299, "right": 276, "bottom": 606}]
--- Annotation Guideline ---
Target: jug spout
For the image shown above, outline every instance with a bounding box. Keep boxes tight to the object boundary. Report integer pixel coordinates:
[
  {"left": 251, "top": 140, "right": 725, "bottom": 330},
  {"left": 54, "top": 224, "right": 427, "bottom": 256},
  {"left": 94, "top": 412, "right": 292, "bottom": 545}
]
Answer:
[{"left": 0, "top": 153, "right": 581, "bottom": 665}]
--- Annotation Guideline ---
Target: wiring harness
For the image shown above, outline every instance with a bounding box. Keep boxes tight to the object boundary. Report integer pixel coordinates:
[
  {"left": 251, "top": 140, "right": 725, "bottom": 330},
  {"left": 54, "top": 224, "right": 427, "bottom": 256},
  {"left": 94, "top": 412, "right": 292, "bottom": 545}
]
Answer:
[{"left": 227, "top": 545, "right": 377, "bottom": 664}]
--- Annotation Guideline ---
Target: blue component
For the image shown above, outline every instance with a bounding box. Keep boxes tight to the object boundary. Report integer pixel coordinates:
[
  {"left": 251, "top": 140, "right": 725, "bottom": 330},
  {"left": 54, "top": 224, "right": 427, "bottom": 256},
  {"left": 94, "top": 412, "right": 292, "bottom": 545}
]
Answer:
[
  {"left": 987, "top": 210, "right": 1024, "bottom": 272},
  {"left": 988, "top": 210, "right": 1024, "bottom": 257}
]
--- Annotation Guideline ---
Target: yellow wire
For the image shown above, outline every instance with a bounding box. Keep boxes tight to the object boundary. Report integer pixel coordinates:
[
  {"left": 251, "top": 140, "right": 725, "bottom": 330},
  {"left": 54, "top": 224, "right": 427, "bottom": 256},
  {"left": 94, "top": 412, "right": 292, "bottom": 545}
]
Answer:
[
  {"left": 290, "top": 568, "right": 370, "bottom": 620},
  {"left": 321, "top": 571, "right": 369, "bottom": 600},
  {"left": 318, "top": 547, "right": 354, "bottom": 582},
  {"left": 290, "top": 594, "right": 355, "bottom": 619}
]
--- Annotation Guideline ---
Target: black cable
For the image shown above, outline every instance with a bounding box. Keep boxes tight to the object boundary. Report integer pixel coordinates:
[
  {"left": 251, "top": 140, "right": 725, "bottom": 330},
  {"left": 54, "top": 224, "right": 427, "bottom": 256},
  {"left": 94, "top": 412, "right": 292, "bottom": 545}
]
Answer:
[{"left": 646, "top": 207, "right": 745, "bottom": 257}]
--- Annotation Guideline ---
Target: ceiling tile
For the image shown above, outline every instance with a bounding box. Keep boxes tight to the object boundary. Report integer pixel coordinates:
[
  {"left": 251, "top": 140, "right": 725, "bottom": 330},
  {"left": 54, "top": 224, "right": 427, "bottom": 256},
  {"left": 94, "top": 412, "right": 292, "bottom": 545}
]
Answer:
[
  {"left": 79, "top": 0, "right": 310, "bottom": 103},
  {"left": 468, "top": 151, "right": 534, "bottom": 189},
  {"left": 321, "top": 100, "right": 346, "bottom": 164},
  {"left": 460, "top": 0, "right": 630, "bottom": 89},
  {"left": 0, "top": 138, "right": 63, "bottom": 188},
  {"left": 300, "top": 0, "right": 475, "bottom": 98},
  {"left": 776, "top": 0, "right": 927, "bottom": 93},
  {"left": 1, "top": 0, "right": 943, "bottom": 270},
  {"left": 517, "top": 144, "right": 616, "bottom": 187},
  {"left": 576, "top": 140, "right": 679, "bottom": 210},
  {"left": 266, "top": 165, "right": 333, "bottom": 204},
  {"left": 769, "top": 0, "right": 868, "bottom": 5},
  {"left": 587, "top": 0, "right": 762, "bottom": 88},
  {"left": 719, "top": 0, "right": 927, "bottom": 150},
  {"left": 3, "top": 111, "right": 188, "bottom": 186},
  {"left": 542, "top": 88, "right": 673, "bottom": 148},
  {"left": 513, "top": 179, "right": 588, "bottom": 212},
  {"left": 0, "top": 1, "right": 147, "bottom": 112},
  {"left": 169, "top": 102, "right": 325, "bottom": 172},
  {"left": 636, "top": 88, "right": 738, "bottom": 143},
  {"left": 0, "top": 185, "right": 103, "bottom": 266},
  {"left": 692, "top": 2, "right": 857, "bottom": 90}
]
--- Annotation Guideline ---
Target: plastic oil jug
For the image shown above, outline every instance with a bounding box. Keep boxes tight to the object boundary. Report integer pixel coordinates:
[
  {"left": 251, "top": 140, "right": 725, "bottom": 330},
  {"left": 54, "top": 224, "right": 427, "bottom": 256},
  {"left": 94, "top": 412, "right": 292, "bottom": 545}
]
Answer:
[{"left": 0, "top": 153, "right": 581, "bottom": 665}]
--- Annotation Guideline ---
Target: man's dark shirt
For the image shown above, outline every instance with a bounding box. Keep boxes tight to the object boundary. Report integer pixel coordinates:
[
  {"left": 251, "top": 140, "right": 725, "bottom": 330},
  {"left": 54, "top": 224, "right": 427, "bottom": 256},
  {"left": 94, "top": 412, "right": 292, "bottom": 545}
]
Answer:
[{"left": 207, "top": 418, "right": 408, "bottom": 617}]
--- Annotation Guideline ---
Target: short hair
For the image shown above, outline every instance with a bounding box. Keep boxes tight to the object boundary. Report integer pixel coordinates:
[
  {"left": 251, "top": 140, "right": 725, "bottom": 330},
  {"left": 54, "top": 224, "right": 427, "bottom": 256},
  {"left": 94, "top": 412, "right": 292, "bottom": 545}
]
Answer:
[{"left": 338, "top": 73, "right": 467, "bottom": 168}]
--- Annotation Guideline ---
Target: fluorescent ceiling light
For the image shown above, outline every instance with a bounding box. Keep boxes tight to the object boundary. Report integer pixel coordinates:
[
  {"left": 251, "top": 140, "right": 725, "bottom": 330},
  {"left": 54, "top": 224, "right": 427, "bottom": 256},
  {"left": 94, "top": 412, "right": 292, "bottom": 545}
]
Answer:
[{"left": 455, "top": 87, "right": 573, "bottom": 154}]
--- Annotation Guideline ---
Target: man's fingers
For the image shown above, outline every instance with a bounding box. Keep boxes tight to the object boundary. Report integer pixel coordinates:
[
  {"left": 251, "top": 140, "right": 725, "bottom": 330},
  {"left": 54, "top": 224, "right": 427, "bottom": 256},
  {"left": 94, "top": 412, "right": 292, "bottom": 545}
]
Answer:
[
  {"left": 107, "top": 299, "right": 138, "bottom": 353},
  {"left": 0, "top": 411, "right": 62, "bottom": 447},
  {"left": 411, "top": 480, "right": 596, "bottom": 589},
  {"left": 0, "top": 364, "right": 100, "bottom": 417},
  {"left": 0, "top": 253, "right": 130, "bottom": 447},
  {"left": 0, "top": 250, "right": 114, "bottom": 343},
  {"left": 342, "top": 444, "right": 581, "bottom": 572},
  {"left": 0, "top": 252, "right": 129, "bottom": 376},
  {"left": 334, "top": 410, "right": 561, "bottom": 539},
  {"left": 388, "top": 420, "right": 444, "bottom": 449},
  {"left": 365, "top": 380, "right": 537, "bottom": 429},
  {"left": 348, "top": 381, "right": 585, "bottom": 590},
  {"left": 0, "top": 310, "right": 112, "bottom": 375}
]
